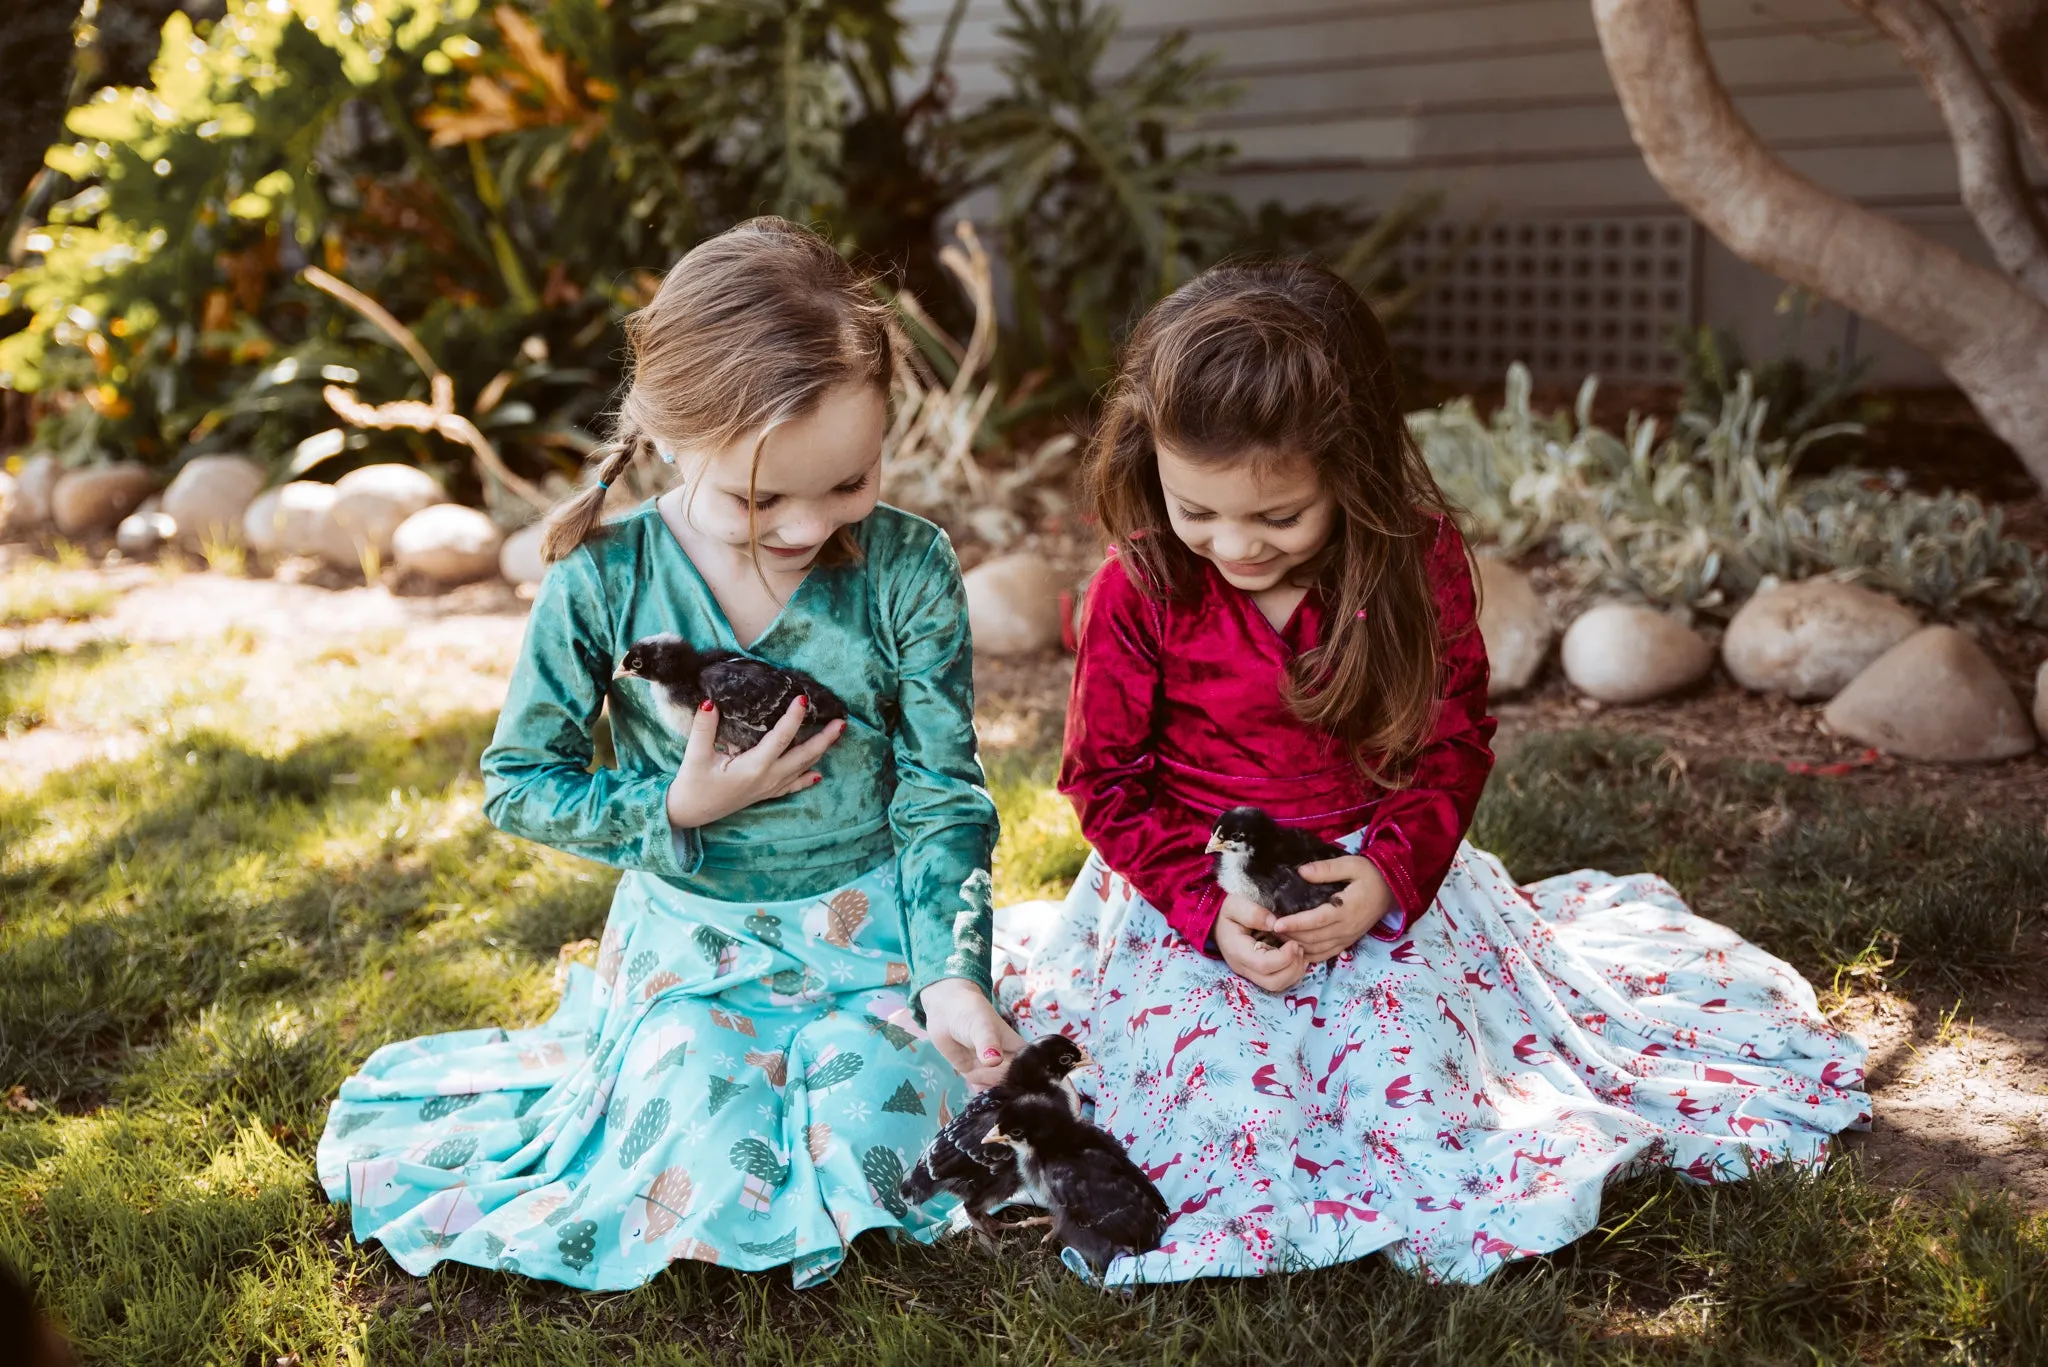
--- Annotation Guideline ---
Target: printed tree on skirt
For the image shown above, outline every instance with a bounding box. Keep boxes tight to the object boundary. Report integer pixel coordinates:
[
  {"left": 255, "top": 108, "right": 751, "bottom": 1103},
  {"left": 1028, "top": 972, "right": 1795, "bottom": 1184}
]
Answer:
[
  {"left": 862, "top": 1147, "right": 909, "bottom": 1217},
  {"left": 618, "top": 1097, "right": 672, "bottom": 1168},
  {"left": 730, "top": 1136, "right": 791, "bottom": 1216},
  {"left": 805, "top": 1047, "right": 864, "bottom": 1093},
  {"left": 558, "top": 1219, "right": 599, "bottom": 1271},
  {"left": 706, "top": 1075, "right": 745, "bottom": 1117},
  {"left": 881, "top": 1080, "right": 926, "bottom": 1115}
]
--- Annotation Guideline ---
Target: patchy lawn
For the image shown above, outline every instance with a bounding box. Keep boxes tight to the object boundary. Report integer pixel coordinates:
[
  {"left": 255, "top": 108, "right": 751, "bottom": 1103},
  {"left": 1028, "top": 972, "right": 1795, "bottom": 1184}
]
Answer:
[{"left": 1, "top": 561, "right": 2044, "bottom": 1364}]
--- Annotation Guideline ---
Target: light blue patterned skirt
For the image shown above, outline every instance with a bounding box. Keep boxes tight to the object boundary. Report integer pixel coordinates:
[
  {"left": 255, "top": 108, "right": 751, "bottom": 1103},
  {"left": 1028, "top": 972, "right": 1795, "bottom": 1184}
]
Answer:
[{"left": 317, "top": 864, "right": 965, "bottom": 1289}]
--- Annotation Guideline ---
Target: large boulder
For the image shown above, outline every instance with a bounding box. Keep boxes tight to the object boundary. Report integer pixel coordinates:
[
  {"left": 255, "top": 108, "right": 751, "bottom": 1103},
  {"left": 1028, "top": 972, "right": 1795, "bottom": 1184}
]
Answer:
[
  {"left": 162, "top": 454, "right": 266, "bottom": 549},
  {"left": 5, "top": 454, "right": 59, "bottom": 533},
  {"left": 1722, "top": 578, "right": 1920, "bottom": 701},
  {"left": 52, "top": 462, "right": 154, "bottom": 538},
  {"left": 1474, "top": 556, "right": 1552, "bottom": 697},
  {"left": 243, "top": 480, "right": 338, "bottom": 558},
  {"left": 964, "top": 550, "right": 1064, "bottom": 656},
  {"left": 1560, "top": 603, "right": 1715, "bottom": 704},
  {"left": 499, "top": 521, "right": 548, "bottom": 586},
  {"left": 1822, "top": 626, "right": 2034, "bottom": 763},
  {"left": 392, "top": 503, "right": 505, "bottom": 584},
  {"left": 315, "top": 463, "right": 447, "bottom": 569}
]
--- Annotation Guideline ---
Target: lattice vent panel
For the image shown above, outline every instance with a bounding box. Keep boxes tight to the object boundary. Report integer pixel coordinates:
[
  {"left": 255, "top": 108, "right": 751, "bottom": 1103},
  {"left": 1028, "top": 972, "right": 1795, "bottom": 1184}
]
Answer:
[{"left": 1396, "top": 217, "right": 1698, "bottom": 384}]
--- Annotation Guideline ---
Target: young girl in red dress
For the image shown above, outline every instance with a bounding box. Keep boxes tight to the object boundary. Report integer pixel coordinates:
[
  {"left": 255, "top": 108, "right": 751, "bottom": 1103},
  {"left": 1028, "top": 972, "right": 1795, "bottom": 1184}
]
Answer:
[{"left": 993, "top": 261, "right": 1870, "bottom": 1285}]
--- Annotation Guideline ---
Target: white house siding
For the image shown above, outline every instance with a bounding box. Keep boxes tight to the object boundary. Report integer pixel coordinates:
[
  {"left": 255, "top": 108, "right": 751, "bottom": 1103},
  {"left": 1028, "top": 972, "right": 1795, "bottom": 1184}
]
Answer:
[{"left": 901, "top": 0, "right": 2017, "bottom": 386}]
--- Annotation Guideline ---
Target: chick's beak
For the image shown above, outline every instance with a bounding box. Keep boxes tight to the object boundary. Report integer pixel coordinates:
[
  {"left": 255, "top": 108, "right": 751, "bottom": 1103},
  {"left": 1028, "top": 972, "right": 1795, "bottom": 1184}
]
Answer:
[
  {"left": 1203, "top": 833, "right": 1225, "bottom": 854},
  {"left": 1074, "top": 1049, "right": 1096, "bottom": 1071},
  {"left": 982, "top": 1126, "right": 1009, "bottom": 1145}
]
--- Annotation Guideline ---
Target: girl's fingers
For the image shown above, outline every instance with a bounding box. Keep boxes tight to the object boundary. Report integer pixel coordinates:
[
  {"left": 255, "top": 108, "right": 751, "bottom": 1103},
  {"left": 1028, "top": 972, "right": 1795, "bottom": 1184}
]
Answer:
[
  {"left": 775, "top": 770, "right": 822, "bottom": 797},
  {"left": 744, "top": 696, "right": 811, "bottom": 765},
  {"left": 1272, "top": 902, "right": 1341, "bottom": 937},
  {"left": 778, "top": 718, "right": 844, "bottom": 774},
  {"left": 1296, "top": 856, "right": 1369, "bottom": 885},
  {"left": 680, "top": 700, "right": 720, "bottom": 771}
]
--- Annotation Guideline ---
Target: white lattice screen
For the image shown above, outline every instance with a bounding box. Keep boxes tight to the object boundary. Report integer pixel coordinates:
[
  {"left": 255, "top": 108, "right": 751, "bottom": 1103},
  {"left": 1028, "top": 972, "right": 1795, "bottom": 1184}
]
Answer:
[{"left": 1397, "top": 217, "right": 1699, "bottom": 384}]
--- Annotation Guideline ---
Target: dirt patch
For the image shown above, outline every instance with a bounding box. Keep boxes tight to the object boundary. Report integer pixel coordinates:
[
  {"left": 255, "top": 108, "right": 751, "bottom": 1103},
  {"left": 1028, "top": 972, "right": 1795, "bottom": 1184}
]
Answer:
[{"left": 1837, "top": 988, "right": 2048, "bottom": 1213}]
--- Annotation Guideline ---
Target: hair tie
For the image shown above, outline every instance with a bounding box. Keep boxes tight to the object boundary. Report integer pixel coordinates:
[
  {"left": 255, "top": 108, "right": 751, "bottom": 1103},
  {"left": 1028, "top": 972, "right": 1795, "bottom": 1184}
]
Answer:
[
  {"left": 654, "top": 441, "right": 677, "bottom": 466},
  {"left": 596, "top": 479, "right": 611, "bottom": 491}
]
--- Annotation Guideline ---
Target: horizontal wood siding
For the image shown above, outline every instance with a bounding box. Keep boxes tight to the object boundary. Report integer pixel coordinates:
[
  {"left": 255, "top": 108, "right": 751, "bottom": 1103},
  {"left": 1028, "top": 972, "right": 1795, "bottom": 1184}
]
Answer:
[{"left": 905, "top": 1, "right": 2001, "bottom": 383}]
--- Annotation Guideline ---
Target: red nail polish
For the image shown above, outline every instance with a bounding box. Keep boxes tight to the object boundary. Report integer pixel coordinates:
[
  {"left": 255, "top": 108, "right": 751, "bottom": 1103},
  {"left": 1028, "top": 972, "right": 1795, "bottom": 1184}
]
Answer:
[
  {"left": 795, "top": 696, "right": 807, "bottom": 710},
  {"left": 699, "top": 700, "right": 715, "bottom": 713}
]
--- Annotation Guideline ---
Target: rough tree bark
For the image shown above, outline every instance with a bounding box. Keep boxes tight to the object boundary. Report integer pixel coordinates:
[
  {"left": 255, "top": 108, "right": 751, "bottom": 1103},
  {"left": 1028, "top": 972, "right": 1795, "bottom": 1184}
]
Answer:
[
  {"left": 1845, "top": 0, "right": 2048, "bottom": 300},
  {"left": 1958, "top": 0, "right": 2048, "bottom": 164},
  {"left": 1589, "top": 0, "right": 2048, "bottom": 494}
]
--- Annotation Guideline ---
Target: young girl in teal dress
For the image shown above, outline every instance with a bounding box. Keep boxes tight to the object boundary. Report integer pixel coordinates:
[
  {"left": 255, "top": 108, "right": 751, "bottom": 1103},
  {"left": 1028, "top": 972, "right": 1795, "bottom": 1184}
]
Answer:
[{"left": 315, "top": 218, "right": 1021, "bottom": 1290}]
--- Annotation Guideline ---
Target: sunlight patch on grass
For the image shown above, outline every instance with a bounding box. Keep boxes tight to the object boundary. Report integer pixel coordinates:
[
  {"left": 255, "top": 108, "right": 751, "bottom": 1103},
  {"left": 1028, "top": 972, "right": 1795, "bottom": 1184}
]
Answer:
[
  {"left": 988, "top": 753, "right": 1089, "bottom": 906},
  {"left": 0, "top": 562, "right": 117, "bottom": 628}
]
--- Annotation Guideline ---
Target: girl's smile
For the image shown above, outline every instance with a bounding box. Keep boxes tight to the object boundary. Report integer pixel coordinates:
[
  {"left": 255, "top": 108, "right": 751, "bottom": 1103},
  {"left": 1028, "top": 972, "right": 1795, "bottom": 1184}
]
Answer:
[{"left": 1155, "top": 443, "right": 1336, "bottom": 596}]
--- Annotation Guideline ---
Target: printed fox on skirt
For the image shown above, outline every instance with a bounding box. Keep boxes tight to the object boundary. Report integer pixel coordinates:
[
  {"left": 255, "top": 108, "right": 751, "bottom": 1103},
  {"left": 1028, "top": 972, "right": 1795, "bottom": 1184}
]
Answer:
[
  {"left": 317, "top": 865, "right": 965, "bottom": 1290},
  {"left": 992, "top": 840, "right": 1871, "bottom": 1286}
]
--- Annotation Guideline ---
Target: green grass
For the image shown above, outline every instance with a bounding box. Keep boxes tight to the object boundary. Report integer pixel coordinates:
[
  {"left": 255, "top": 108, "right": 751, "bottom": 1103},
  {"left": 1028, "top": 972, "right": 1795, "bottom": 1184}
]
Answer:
[
  {"left": 0, "top": 562, "right": 117, "bottom": 628},
  {"left": 1, "top": 645, "right": 2044, "bottom": 1364}
]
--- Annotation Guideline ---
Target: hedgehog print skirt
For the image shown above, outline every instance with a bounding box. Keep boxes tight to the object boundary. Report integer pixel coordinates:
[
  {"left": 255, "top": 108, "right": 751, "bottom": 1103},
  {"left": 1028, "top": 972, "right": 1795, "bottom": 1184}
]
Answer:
[
  {"left": 992, "top": 841, "right": 1871, "bottom": 1286},
  {"left": 315, "top": 864, "right": 964, "bottom": 1290}
]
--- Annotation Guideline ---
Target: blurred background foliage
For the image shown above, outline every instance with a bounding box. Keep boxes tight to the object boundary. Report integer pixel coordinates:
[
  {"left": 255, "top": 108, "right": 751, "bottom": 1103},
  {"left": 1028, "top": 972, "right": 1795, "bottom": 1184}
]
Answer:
[{"left": 0, "top": 0, "right": 1439, "bottom": 500}]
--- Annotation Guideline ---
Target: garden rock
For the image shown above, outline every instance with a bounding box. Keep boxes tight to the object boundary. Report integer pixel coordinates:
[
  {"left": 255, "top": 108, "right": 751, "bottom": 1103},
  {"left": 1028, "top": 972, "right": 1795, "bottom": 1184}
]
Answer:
[
  {"left": 52, "top": 462, "right": 154, "bottom": 537},
  {"left": 2037, "top": 659, "right": 2048, "bottom": 744},
  {"left": 1474, "top": 557, "right": 1551, "bottom": 696},
  {"left": 116, "top": 510, "right": 177, "bottom": 560},
  {"left": 316, "top": 463, "right": 447, "bottom": 569},
  {"left": 1560, "top": 603, "right": 1714, "bottom": 704},
  {"left": 243, "top": 481, "right": 338, "bottom": 557},
  {"left": 393, "top": 504, "right": 504, "bottom": 584},
  {"left": 163, "top": 454, "right": 266, "bottom": 549},
  {"left": 964, "top": 551, "right": 1063, "bottom": 656},
  {"left": 499, "top": 521, "right": 548, "bottom": 586},
  {"left": 6, "top": 454, "right": 59, "bottom": 532},
  {"left": 1721, "top": 579, "right": 1919, "bottom": 701},
  {"left": 1822, "top": 626, "right": 2034, "bottom": 763}
]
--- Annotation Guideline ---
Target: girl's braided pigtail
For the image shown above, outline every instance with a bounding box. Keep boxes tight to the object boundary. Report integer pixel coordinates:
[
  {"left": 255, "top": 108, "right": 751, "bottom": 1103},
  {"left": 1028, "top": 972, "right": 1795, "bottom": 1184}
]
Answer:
[{"left": 540, "top": 431, "right": 641, "bottom": 564}]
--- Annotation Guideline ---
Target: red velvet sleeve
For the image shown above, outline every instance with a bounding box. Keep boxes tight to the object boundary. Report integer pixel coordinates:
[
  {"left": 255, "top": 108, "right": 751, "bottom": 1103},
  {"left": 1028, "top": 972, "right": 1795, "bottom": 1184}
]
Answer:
[
  {"left": 1057, "top": 555, "right": 1226, "bottom": 950},
  {"left": 1357, "top": 518, "right": 1498, "bottom": 939}
]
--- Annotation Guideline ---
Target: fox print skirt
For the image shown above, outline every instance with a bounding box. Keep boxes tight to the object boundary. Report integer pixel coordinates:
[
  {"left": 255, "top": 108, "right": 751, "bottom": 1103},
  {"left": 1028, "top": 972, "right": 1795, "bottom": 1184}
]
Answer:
[
  {"left": 993, "top": 841, "right": 1871, "bottom": 1286},
  {"left": 316, "top": 865, "right": 964, "bottom": 1290}
]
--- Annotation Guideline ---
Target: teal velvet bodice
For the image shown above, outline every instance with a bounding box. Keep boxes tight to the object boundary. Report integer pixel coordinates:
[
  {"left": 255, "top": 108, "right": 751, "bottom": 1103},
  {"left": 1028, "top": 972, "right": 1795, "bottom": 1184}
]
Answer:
[{"left": 480, "top": 502, "right": 998, "bottom": 1002}]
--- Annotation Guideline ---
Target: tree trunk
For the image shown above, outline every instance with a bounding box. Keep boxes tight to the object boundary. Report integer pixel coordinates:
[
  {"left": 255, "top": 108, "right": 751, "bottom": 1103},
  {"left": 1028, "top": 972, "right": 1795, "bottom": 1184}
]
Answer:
[
  {"left": 1845, "top": 0, "right": 2048, "bottom": 301},
  {"left": 1958, "top": 0, "right": 2048, "bottom": 165},
  {"left": 1589, "top": 0, "right": 2048, "bottom": 494}
]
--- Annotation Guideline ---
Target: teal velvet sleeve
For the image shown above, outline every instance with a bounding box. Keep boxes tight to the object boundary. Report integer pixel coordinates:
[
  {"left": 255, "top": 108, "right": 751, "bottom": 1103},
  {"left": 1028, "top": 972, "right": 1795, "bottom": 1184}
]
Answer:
[
  {"left": 480, "top": 548, "right": 703, "bottom": 878},
  {"left": 882, "top": 532, "right": 999, "bottom": 1006}
]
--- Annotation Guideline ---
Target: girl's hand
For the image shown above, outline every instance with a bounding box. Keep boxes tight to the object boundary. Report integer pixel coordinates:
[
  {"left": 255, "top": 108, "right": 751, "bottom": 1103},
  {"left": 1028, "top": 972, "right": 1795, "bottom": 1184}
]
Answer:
[
  {"left": 665, "top": 697, "right": 844, "bottom": 830},
  {"left": 919, "top": 978, "right": 1026, "bottom": 1090},
  {"left": 1217, "top": 891, "right": 1308, "bottom": 993},
  {"left": 1276, "top": 856, "right": 1395, "bottom": 962}
]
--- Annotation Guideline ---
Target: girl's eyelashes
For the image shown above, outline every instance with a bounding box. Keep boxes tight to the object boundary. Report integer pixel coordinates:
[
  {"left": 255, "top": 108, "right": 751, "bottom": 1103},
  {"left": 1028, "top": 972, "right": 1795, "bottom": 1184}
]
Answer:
[
  {"left": 1173, "top": 505, "right": 1301, "bottom": 528},
  {"left": 729, "top": 472, "right": 870, "bottom": 511}
]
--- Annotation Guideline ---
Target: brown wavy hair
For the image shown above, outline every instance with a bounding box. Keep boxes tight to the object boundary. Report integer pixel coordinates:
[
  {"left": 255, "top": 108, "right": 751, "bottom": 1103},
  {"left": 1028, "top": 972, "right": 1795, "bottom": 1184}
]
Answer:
[
  {"left": 1087, "top": 259, "right": 1461, "bottom": 784},
  {"left": 541, "top": 216, "right": 892, "bottom": 564}
]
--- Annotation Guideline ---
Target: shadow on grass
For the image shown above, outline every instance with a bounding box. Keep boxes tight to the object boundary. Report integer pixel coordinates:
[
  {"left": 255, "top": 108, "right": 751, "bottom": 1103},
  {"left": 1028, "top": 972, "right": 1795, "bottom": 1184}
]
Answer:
[
  {"left": 0, "top": 714, "right": 614, "bottom": 1105},
  {"left": 1473, "top": 731, "right": 2048, "bottom": 993}
]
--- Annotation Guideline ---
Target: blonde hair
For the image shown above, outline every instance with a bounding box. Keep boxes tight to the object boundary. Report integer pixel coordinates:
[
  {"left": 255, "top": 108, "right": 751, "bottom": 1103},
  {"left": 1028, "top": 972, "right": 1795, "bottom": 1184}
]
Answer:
[{"left": 541, "top": 217, "right": 893, "bottom": 564}]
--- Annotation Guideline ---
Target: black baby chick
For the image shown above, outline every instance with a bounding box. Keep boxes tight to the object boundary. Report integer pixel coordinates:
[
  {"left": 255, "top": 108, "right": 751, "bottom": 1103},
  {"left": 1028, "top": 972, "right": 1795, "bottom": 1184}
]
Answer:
[
  {"left": 982, "top": 1098, "right": 1170, "bottom": 1277},
  {"left": 1206, "top": 805, "right": 1350, "bottom": 946},
  {"left": 618, "top": 633, "right": 848, "bottom": 754},
  {"left": 900, "top": 1035, "right": 1090, "bottom": 1238}
]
